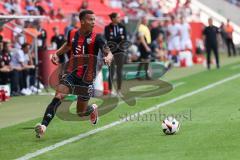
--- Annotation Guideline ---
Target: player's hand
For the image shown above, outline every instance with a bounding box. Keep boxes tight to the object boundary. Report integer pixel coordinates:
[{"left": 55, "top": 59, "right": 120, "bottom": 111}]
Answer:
[
  {"left": 104, "top": 53, "right": 113, "bottom": 66},
  {"left": 51, "top": 54, "right": 59, "bottom": 65},
  {"left": 146, "top": 47, "right": 151, "bottom": 53}
]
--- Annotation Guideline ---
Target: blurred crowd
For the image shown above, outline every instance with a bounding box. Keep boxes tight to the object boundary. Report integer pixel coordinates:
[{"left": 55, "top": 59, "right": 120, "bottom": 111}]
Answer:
[
  {"left": 127, "top": 15, "right": 193, "bottom": 65},
  {"left": 226, "top": 0, "right": 240, "bottom": 7},
  {"left": 0, "top": 16, "right": 78, "bottom": 96},
  {"left": 0, "top": 0, "right": 199, "bottom": 96},
  {"left": 125, "top": 0, "right": 195, "bottom": 66},
  {"left": 0, "top": 36, "right": 40, "bottom": 96},
  {"left": 110, "top": 0, "right": 193, "bottom": 18},
  {"left": 0, "top": 0, "right": 238, "bottom": 97},
  {"left": 2, "top": 0, "right": 62, "bottom": 20}
]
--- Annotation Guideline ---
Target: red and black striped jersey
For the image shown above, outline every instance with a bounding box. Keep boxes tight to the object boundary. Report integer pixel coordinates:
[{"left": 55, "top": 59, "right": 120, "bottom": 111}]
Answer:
[{"left": 66, "top": 29, "right": 106, "bottom": 83}]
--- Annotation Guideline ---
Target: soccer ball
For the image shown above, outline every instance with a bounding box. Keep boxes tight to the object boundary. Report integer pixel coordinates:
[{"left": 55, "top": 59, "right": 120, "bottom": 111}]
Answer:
[{"left": 162, "top": 116, "right": 180, "bottom": 135}]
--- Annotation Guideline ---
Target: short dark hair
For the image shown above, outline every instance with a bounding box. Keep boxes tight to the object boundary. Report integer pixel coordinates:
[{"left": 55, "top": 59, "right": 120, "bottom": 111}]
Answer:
[
  {"left": 79, "top": 10, "right": 94, "bottom": 21},
  {"left": 22, "top": 43, "right": 30, "bottom": 49},
  {"left": 109, "top": 12, "right": 118, "bottom": 20}
]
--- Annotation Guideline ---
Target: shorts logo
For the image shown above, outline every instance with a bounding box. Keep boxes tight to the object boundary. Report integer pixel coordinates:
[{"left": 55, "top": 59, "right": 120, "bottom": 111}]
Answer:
[{"left": 88, "top": 85, "right": 93, "bottom": 97}]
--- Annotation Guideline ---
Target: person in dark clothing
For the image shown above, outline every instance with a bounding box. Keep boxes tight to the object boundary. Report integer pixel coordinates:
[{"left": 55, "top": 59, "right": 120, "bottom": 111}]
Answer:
[
  {"left": 0, "top": 40, "right": 11, "bottom": 85},
  {"left": 150, "top": 21, "right": 165, "bottom": 41},
  {"left": 36, "top": 21, "right": 47, "bottom": 51},
  {"left": 51, "top": 27, "right": 66, "bottom": 63},
  {"left": 202, "top": 18, "right": 220, "bottom": 69},
  {"left": 104, "top": 12, "right": 127, "bottom": 94},
  {"left": 219, "top": 22, "right": 227, "bottom": 48}
]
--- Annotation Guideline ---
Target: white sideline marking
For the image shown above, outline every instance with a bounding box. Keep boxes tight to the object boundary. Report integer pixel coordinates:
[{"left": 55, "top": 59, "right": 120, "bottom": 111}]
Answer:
[
  {"left": 173, "top": 82, "right": 185, "bottom": 88},
  {"left": 230, "top": 64, "right": 240, "bottom": 70},
  {"left": 16, "top": 73, "right": 240, "bottom": 160}
]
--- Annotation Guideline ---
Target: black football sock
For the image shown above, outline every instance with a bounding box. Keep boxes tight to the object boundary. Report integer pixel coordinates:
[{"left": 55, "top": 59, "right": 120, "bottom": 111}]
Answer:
[{"left": 41, "top": 97, "right": 61, "bottom": 127}]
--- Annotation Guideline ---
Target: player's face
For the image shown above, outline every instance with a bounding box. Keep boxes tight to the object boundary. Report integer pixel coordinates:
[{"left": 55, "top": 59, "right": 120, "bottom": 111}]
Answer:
[
  {"left": 208, "top": 19, "right": 213, "bottom": 26},
  {"left": 82, "top": 14, "right": 95, "bottom": 31},
  {"left": 113, "top": 15, "right": 121, "bottom": 23},
  {"left": 23, "top": 45, "right": 30, "bottom": 53}
]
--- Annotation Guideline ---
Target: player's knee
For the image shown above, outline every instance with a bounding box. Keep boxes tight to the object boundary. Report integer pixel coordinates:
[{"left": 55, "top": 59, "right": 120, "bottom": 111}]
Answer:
[{"left": 55, "top": 93, "right": 65, "bottom": 100}]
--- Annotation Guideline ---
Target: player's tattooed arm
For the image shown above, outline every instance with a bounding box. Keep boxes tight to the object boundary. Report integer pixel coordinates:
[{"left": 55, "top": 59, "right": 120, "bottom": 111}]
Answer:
[
  {"left": 52, "top": 42, "right": 71, "bottom": 65},
  {"left": 56, "top": 42, "right": 71, "bottom": 56}
]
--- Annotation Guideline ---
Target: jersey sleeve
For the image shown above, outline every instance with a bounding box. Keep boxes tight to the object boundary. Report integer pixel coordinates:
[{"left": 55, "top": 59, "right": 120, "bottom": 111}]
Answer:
[
  {"left": 95, "top": 34, "right": 108, "bottom": 53},
  {"left": 67, "top": 29, "right": 72, "bottom": 45}
]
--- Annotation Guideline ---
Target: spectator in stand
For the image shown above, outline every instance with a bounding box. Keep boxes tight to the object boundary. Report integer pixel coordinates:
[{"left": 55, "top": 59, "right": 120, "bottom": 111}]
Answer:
[
  {"left": 0, "top": 40, "right": 11, "bottom": 85},
  {"left": 180, "top": 0, "right": 192, "bottom": 18},
  {"left": 35, "top": 0, "right": 46, "bottom": 15},
  {"left": 136, "top": 16, "right": 152, "bottom": 80},
  {"left": 11, "top": 0, "right": 21, "bottom": 14},
  {"left": 78, "top": 0, "right": 89, "bottom": 12},
  {"left": 49, "top": 9, "right": 56, "bottom": 20},
  {"left": 10, "top": 42, "right": 23, "bottom": 96},
  {"left": 167, "top": 16, "right": 181, "bottom": 63},
  {"left": 4, "top": 0, "right": 14, "bottom": 14},
  {"left": 0, "top": 27, "right": 4, "bottom": 40},
  {"left": 179, "top": 16, "right": 192, "bottom": 51},
  {"left": 13, "top": 19, "right": 25, "bottom": 49},
  {"left": 10, "top": 42, "right": 35, "bottom": 96},
  {"left": 154, "top": 5, "right": 163, "bottom": 17},
  {"left": 202, "top": 18, "right": 220, "bottom": 69},
  {"left": 21, "top": 43, "right": 36, "bottom": 94},
  {"left": 219, "top": 22, "right": 227, "bottom": 48},
  {"left": 35, "top": 21, "right": 47, "bottom": 51},
  {"left": 151, "top": 21, "right": 165, "bottom": 41},
  {"left": 25, "top": 1, "right": 38, "bottom": 14},
  {"left": 56, "top": 8, "right": 65, "bottom": 20},
  {"left": 151, "top": 33, "right": 168, "bottom": 62},
  {"left": 224, "top": 19, "right": 236, "bottom": 56},
  {"left": 51, "top": 27, "right": 66, "bottom": 63},
  {"left": 46, "top": 0, "right": 53, "bottom": 10},
  {"left": 64, "top": 14, "right": 78, "bottom": 38}
]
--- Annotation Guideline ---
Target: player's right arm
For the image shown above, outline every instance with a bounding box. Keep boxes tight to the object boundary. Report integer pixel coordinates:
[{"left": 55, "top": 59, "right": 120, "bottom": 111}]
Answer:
[
  {"left": 52, "top": 42, "right": 71, "bottom": 65},
  {"left": 52, "top": 29, "right": 74, "bottom": 65}
]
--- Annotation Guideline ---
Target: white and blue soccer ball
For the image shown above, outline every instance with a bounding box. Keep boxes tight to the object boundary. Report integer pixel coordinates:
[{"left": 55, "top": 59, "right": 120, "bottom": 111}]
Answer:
[{"left": 162, "top": 116, "right": 180, "bottom": 135}]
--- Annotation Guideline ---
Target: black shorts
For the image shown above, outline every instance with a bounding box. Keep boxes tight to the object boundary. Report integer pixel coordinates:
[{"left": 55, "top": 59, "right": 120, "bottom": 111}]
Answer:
[
  {"left": 60, "top": 73, "right": 94, "bottom": 101},
  {"left": 139, "top": 46, "right": 151, "bottom": 60},
  {"left": 139, "top": 51, "right": 150, "bottom": 59}
]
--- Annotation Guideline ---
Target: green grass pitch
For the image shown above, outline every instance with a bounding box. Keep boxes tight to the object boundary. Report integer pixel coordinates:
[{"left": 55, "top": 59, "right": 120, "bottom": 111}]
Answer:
[{"left": 0, "top": 57, "right": 240, "bottom": 160}]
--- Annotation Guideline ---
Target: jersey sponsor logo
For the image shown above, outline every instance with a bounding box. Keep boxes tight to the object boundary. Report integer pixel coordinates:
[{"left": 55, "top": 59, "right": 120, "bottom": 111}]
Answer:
[{"left": 86, "top": 38, "right": 92, "bottom": 44}]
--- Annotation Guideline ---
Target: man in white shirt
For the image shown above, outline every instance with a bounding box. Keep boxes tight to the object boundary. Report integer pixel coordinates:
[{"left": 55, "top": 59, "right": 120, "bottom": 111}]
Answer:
[
  {"left": 13, "top": 19, "right": 25, "bottom": 49},
  {"left": 10, "top": 43, "right": 34, "bottom": 95},
  {"left": 167, "top": 16, "right": 181, "bottom": 55},
  {"left": 179, "top": 17, "right": 192, "bottom": 51}
]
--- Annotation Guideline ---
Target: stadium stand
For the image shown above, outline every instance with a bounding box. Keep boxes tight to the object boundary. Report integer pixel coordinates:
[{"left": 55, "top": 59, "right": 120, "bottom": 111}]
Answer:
[{"left": 0, "top": 0, "right": 239, "bottom": 98}]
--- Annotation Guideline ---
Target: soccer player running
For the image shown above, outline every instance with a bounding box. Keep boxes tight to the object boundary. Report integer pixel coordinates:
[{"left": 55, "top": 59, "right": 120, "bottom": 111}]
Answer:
[{"left": 35, "top": 10, "right": 113, "bottom": 138}]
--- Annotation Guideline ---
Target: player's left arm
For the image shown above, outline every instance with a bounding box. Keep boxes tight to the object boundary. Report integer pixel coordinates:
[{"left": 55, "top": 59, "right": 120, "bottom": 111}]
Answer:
[
  {"left": 122, "top": 25, "right": 127, "bottom": 40},
  {"left": 96, "top": 34, "right": 113, "bottom": 66}
]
